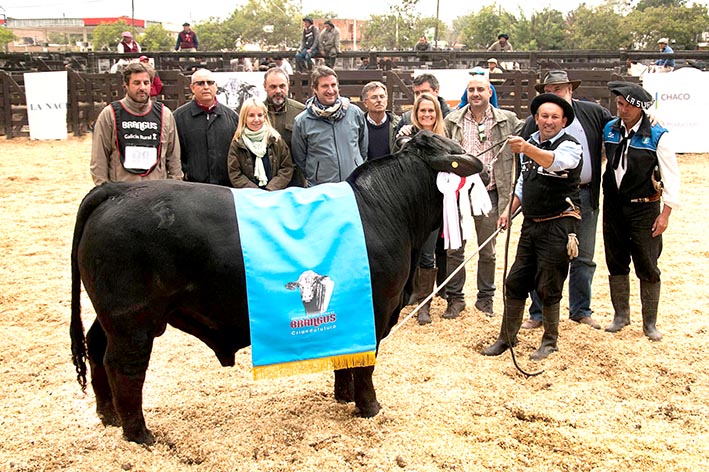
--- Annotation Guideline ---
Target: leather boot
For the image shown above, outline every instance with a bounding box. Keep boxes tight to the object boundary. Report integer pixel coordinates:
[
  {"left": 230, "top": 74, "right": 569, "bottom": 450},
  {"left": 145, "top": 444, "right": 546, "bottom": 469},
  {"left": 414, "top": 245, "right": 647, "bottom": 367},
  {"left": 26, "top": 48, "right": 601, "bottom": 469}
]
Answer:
[
  {"left": 415, "top": 268, "right": 437, "bottom": 325},
  {"left": 641, "top": 280, "right": 662, "bottom": 341},
  {"left": 442, "top": 298, "right": 465, "bottom": 319},
  {"left": 530, "top": 303, "right": 560, "bottom": 361},
  {"left": 605, "top": 274, "right": 631, "bottom": 333},
  {"left": 482, "top": 298, "right": 525, "bottom": 356}
]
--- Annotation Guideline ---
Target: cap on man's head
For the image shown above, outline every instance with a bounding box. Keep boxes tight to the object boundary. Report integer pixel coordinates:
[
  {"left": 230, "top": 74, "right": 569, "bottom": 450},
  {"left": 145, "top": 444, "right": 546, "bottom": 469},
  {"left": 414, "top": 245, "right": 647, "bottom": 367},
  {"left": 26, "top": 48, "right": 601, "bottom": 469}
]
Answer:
[
  {"left": 608, "top": 81, "right": 654, "bottom": 109},
  {"left": 183, "top": 22, "right": 190, "bottom": 26},
  {"left": 302, "top": 17, "right": 313, "bottom": 24},
  {"left": 325, "top": 20, "right": 334, "bottom": 27},
  {"left": 469, "top": 66, "right": 487, "bottom": 76},
  {"left": 535, "top": 70, "right": 581, "bottom": 94},
  {"left": 139, "top": 55, "right": 149, "bottom": 62},
  {"left": 658, "top": 37, "right": 669, "bottom": 44},
  {"left": 121, "top": 31, "right": 133, "bottom": 38},
  {"left": 530, "top": 93, "right": 575, "bottom": 125},
  {"left": 487, "top": 58, "right": 497, "bottom": 64},
  {"left": 498, "top": 33, "right": 509, "bottom": 40}
]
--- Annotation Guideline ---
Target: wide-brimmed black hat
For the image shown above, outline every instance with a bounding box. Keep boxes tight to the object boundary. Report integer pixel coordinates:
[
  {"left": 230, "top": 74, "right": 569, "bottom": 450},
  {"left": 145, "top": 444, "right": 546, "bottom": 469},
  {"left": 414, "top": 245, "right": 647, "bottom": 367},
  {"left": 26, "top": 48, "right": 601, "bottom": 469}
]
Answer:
[
  {"left": 535, "top": 70, "right": 582, "bottom": 94},
  {"left": 608, "top": 81, "right": 654, "bottom": 109},
  {"left": 530, "top": 93, "right": 575, "bottom": 126}
]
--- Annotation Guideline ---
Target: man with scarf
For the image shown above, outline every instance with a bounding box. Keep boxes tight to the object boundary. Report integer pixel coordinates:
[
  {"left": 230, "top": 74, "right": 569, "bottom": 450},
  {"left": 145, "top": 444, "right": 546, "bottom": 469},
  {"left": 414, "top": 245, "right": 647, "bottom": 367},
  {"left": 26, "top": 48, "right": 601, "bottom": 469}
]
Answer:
[
  {"left": 291, "top": 66, "right": 368, "bottom": 186},
  {"left": 602, "top": 81, "right": 680, "bottom": 341},
  {"left": 173, "top": 68, "right": 239, "bottom": 186}
]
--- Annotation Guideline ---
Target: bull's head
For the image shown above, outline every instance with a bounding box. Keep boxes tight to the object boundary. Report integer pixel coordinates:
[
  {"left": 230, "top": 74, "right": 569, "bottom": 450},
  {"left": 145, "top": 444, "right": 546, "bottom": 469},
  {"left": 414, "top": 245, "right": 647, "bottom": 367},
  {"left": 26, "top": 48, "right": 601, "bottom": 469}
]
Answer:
[
  {"left": 285, "top": 270, "right": 325, "bottom": 303},
  {"left": 395, "top": 130, "right": 483, "bottom": 177}
]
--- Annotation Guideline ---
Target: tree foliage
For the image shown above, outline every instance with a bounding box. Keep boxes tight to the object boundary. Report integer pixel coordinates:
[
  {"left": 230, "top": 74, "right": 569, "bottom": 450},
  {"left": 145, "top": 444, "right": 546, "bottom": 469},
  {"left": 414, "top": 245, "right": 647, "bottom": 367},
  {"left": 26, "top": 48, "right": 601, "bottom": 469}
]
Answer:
[
  {"left": 140, "top": 23, "right": 174, "bottom": 52},
  {"left": 625, "top": 3, "right": 709, "bottom": 49},
  {"left": 361, "top": 0, "right": 421, "bottom": 50},
  {"left": 565, "top": 4, "right": 630, "bottom": 49},
  {"left": 453, "top": 5, "right": 517, "bottom": 50},
  {"left": 0, "top": 27, "right": 15, "bottom": 49},
  {"left": 513, "top": 8, "right": 567, "bottom": 50},
  {"left": 197, "top": 0, "right": 301, "bottom": 51},
  {"left": 92, "top": 20, "right": 130, "bottom": 51}
]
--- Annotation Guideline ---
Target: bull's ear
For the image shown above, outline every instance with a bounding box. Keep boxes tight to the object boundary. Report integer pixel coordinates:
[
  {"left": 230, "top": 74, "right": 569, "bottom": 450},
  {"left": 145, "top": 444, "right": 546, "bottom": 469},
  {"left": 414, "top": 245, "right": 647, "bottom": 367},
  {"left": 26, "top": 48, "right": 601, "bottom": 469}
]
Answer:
[{"left": 411, "top": 131, "right": 483, "bottom": 177}]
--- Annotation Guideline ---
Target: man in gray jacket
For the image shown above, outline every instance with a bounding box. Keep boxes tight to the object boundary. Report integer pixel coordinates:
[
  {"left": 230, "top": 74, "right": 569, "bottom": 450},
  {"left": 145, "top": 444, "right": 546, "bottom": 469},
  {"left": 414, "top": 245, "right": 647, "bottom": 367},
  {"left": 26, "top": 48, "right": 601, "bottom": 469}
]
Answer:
[
  {"left": 291, "top": 66, "right": 368, "bottom": 186},
  {"left": 445, "top": 74, "right": 523, "bottom": 317}
]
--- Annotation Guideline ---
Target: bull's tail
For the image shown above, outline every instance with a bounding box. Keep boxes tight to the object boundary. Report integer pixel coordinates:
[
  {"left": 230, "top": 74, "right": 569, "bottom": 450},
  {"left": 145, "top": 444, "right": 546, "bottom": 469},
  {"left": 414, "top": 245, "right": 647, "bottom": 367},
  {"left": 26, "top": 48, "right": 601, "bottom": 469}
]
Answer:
[{"left": 70, "top": 183, "right": 126, "bottom": 391}]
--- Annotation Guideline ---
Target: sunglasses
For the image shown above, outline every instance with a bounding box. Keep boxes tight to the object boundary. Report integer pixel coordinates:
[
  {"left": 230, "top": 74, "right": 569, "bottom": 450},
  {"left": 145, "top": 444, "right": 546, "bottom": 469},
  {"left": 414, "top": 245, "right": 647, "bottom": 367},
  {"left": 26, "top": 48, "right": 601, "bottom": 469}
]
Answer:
[
  {"left": 477, "top": 122, "right": 487, "bottom": 143},
  {"left": 193, "top": 80, "right": 216, "bottom": 87}
]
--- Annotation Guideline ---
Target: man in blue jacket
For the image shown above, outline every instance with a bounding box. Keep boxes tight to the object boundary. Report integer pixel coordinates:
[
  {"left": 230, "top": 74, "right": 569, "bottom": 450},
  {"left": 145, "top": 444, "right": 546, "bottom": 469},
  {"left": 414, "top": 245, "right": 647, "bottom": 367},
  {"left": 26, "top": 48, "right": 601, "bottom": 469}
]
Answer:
[{"left": 291, "top": 66, "right": 368, "bottom": 186}]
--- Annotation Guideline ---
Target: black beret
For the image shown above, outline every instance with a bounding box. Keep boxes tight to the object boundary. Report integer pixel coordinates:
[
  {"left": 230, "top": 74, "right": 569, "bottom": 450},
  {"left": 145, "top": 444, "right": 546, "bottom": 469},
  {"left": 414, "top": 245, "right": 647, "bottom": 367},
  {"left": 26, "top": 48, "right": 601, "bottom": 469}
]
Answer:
[
  {"left": 302, "top": 17, "right": 313, "bottom": 24},
  {"left": 182, "top": 22, "right": 190, "bottom": 26},
  {"left": 530, "top": 93, "right": 575, "bottom": 126},
  {"left": 608, "top": 81, "right": 654, "bottom": 109},
  {"left": 498, "top": 33, "right": 509, "bottom": 40}
]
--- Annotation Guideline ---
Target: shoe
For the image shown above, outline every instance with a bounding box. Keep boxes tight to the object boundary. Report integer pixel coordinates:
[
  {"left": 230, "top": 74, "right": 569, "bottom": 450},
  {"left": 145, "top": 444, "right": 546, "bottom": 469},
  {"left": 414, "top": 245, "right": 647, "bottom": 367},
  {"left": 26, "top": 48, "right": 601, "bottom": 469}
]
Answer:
[
  {"left": 442, "top": 299, "right": 465, "bottom": 319},
  {"left": 474, "top": 298, "right": 494, "bottom": 316},
  {"left": 521, "top": 319, "right": 542, "bottom": 330},
  {"left": 573, "top": 316, "right": 601, "bottom": 329}
]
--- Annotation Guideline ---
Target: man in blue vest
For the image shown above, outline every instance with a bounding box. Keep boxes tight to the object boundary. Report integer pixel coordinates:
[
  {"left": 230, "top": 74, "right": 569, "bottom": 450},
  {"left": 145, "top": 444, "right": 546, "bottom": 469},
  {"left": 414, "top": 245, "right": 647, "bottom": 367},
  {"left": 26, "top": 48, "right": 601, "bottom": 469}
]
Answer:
[{"left": 602, "top": 81, "right": 680, "bottom": 341}]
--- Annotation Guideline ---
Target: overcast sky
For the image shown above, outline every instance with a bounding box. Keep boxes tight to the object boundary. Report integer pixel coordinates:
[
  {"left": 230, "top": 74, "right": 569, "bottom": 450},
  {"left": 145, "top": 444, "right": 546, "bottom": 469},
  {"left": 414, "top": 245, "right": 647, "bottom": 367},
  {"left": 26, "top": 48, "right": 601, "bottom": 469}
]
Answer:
[
  {"left": 2, "top": 0, "right": 707, "bottom": 24},
  {"left": 2, "top": 0, "right": 612, "bottom": 25}
]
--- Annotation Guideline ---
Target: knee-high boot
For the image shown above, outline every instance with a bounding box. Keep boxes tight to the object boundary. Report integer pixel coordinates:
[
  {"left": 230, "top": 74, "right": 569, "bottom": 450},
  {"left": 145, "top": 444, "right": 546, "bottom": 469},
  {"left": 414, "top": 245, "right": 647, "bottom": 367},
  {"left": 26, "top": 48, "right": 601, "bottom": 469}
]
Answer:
[
  {"left": 415, "top": 268, "right": 437, "bottom": 325},
  {"left": 481, "top": 298, "right": 525, "bottom": 356},
  {"left": 530, "top": 303, "right": 560, "bottom": 360},
  {"left": 605, "top": 274, "right": 631, "bottom": 333},
  {"left": 641, "top": 280, "right": 662, "bottom": 341}
]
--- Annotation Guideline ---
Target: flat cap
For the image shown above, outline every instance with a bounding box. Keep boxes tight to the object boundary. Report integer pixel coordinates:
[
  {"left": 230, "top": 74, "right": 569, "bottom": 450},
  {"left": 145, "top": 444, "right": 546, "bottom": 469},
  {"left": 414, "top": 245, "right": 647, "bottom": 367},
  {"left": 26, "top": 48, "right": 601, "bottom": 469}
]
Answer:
[
  {"left": 608, "top": 81, "right": 654, "bottom": 109},
  {"left": 658, "top": 37, "right": 669, "bottom": 44},
  {"left": 530, "top": 93, "right": 575, "bottom": 126}
]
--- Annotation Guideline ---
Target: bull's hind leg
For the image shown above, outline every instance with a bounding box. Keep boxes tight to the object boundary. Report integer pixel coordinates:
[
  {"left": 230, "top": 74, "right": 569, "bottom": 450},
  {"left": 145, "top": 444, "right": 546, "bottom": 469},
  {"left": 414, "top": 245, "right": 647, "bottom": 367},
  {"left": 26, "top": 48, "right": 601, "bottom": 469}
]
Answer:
[
  {"left": 334, "top": 368, "right": 355, "bottom": 403},
  {"left": 86, "top": 320, "right": 119, "bottom": 426},
  {"left": 353, "top": 366, "right": 381, "bottom": 417},
  {"left": 104, "top": 333, "right": 155, "bottom": 444}
]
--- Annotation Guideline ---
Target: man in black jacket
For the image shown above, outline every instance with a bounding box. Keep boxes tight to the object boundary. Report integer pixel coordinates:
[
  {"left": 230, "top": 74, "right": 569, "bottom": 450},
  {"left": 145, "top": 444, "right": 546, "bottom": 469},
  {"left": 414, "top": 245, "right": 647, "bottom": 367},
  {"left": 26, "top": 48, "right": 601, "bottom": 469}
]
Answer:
[
  {"left": 173, "top": 69, "right": 239, "bottom": 186},
  {"left": 521, "top": 70, "right": 613, "bottom": 330}
]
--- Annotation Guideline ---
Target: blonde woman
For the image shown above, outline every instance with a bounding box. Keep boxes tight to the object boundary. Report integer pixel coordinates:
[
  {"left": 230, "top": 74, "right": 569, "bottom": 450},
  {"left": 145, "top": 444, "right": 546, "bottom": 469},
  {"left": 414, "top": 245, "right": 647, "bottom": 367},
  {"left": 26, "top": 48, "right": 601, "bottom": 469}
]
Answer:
[
  {"left": 396, "top": 92, "right": 447, "bottom": 141},
  {"left": 228, "top": 98, "right": 294, "bottom": 190}
]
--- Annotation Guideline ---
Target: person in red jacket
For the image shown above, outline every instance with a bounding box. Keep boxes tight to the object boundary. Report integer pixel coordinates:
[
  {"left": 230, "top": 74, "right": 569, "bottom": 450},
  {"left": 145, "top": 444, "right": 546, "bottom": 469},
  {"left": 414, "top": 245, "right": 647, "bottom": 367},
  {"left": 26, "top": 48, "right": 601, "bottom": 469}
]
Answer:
[
  {"left": 175, "top": 22, "right": 199, "bottom": 52},
  {"left": 139, "top": 56, "right": 163, "bottom": 99}
]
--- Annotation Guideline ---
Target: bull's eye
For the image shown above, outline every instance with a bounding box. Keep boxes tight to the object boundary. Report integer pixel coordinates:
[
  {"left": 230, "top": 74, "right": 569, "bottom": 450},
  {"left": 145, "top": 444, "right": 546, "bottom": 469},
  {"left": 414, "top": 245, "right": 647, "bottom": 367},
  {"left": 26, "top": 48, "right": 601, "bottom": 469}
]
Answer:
[{"left": 451, "top": 161, "right": 459, "bottom": 168}]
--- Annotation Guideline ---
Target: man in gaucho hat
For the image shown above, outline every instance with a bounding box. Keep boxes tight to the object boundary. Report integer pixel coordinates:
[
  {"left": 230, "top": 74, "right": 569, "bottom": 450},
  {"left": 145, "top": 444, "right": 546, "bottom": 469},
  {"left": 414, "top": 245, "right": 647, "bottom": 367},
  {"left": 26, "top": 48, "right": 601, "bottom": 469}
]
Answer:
[
  {"left": 602, "top": 81, "right": 680, "bottom": 341},
  {"left": 482, "top": 93, "right": 583, "bottom": 361},
  {"left": 521, "top": 70, "right": 613, "bottom": 332}
]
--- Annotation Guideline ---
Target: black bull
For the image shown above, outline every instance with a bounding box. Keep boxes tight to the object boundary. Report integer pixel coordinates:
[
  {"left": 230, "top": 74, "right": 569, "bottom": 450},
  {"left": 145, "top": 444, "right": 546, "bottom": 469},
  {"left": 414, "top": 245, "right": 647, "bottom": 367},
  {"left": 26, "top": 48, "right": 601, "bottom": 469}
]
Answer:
[{"left": 70, "top": 131, "right": 483, "bottom": 444}]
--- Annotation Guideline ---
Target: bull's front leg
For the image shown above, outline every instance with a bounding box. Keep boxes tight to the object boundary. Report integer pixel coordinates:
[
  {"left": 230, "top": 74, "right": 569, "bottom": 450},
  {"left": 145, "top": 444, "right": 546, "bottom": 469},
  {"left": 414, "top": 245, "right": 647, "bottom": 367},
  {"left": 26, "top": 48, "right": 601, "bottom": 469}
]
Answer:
[
  {"left": 353, "top": 366, "right": 380, "bottom": 417},
  {"left": 104, "top": 335, "right": 155, "bottom": 444}
]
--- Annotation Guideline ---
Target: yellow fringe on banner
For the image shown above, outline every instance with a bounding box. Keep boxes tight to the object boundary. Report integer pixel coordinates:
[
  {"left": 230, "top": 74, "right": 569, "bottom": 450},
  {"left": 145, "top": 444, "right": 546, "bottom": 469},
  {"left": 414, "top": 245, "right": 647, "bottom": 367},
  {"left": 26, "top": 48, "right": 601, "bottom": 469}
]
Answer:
[{"left": 252, "top": 351, "right": 377, "bottom": 380}]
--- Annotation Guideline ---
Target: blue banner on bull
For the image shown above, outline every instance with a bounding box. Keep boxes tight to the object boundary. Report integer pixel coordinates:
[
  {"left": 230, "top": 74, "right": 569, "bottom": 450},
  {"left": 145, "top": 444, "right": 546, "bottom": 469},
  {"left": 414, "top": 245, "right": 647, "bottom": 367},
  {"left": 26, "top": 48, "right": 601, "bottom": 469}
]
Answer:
[{"left": 231, "top": 183, "right": 377, "bottom": 380}]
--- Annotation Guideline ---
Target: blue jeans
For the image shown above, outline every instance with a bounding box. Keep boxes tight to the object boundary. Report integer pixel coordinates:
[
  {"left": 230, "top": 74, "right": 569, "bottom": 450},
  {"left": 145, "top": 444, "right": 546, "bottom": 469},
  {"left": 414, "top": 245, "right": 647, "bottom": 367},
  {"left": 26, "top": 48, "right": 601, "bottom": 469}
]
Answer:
[
  {"left": 529, "top": 187, "right": 597, "bottom": 321},
  {"left": 473, "top": 190, "right": 499, "bottom": 301},
  {"left": 295, "top": 48, "right": 316, "bottom": 71}
]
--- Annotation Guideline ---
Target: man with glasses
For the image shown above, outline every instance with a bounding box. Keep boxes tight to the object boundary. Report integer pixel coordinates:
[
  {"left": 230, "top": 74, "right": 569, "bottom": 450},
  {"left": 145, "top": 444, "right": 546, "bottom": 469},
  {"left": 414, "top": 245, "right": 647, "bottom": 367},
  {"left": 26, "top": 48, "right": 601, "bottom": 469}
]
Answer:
[
  {"left": 445, "top": 74, "right": 523, "bottom": 317},
  {"left": 173, "top": 69, "right": 239, "bottom": 186},
  {"left": 361, "top": 81, "right": 400, "bottom": 159},
  {"left": 91, "top": 62, "right": 182, "bottom": 185}
]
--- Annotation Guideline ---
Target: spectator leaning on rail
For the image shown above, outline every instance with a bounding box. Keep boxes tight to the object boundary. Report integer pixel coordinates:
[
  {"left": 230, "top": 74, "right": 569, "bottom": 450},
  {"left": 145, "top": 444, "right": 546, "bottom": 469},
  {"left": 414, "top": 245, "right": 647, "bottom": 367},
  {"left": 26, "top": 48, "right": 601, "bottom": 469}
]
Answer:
[
  {"left": 488, "top": 33, "right": 513, "bottom": 52},
  {"left": 602, "top": 81, "right": 680, "bottom": 342},
  {"left": 520, "top": 70, "right": 613, "bottom": 331},
  {"left": 117, "top": 31, "right": 141, "bottom": 53},
  {"left": 175, "top": 22, "right": 198, "bottom": 52},
  {"left": 482, "top": 93, "right": 583, "bottom": 361},
  {"left": 319, "top": 20, "right": 341, "bottom": 69},
  {"left": 361, "top": 81, "right": 401, "bottom": 160},
  {"left": 444, "top": 73, "right": 523, "bottom": 317},
  {"left": 90, "top": 62, "right": 182, "bottom": 185},
  {"left": 295, "top": 17, "right": 320, "bottom": 73},
  {"left": 173, "top": 69, "right": 239, "bottom": 186},
  {"left": 291, "top": 66, "right": 367, "bottom": 186},
  {"left": 653, "top": 38, "right": 675, "bottom": 72}
]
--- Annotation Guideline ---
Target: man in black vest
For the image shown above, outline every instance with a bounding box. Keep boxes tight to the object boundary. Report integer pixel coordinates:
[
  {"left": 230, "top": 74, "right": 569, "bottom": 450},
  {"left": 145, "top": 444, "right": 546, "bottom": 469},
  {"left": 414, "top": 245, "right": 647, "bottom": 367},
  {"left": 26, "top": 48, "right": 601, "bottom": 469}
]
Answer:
[
  {"left": 602, "top": 81, "right": 680, "bottom": 341},
  {"left": 521, "top": 70, "right": 613, "bottom": 331},
  {"left": 482, "top": 94, "right": 582, "bottom": 361}
]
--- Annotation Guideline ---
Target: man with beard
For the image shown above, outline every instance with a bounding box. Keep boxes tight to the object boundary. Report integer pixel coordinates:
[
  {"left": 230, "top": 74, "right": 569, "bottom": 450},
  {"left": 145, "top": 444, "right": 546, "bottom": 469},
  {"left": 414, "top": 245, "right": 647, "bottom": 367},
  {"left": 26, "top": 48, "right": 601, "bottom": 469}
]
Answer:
[
  {"left": 263, "top": 67, "right": 306, "bottom": 186},
  {"left": 173, "top": 68, "right": 239, "bottom": 186},
  {"left": 90, "top": 62, "right": 182, "bottom": 185},
  {"left": 291, "top": 66, "right": 367, "bottom": 186}
]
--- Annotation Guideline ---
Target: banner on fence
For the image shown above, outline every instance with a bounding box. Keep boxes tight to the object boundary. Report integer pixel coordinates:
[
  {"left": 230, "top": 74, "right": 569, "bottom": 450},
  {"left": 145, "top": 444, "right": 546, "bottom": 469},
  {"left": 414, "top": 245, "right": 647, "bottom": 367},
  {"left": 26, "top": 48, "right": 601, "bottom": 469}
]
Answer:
[
  {"left": 24, "top": 71, "right": 68, "bottom": 140},
  {"left": 213, "top": 72, "right": 267, "bottom": 114},
  {"left": 642, "top": 68, "right": 708, "bottom": 153}
]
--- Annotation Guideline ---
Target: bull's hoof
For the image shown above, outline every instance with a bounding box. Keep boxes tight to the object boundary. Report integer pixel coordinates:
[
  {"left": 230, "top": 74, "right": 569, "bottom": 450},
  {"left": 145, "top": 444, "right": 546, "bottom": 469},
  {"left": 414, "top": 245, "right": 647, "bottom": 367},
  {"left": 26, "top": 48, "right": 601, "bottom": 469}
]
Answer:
[
  {"left": 334, "top": 387, "right": 354, "bottom": 403},
  {"left": 97, "top": 404, "right": 121, "bottom": 427},
  {"left": 123, "top": 427, "right": 155, "bottom": 445},
  {"left": 354, "top": 401, "right": 381, "bottom": 418}
]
